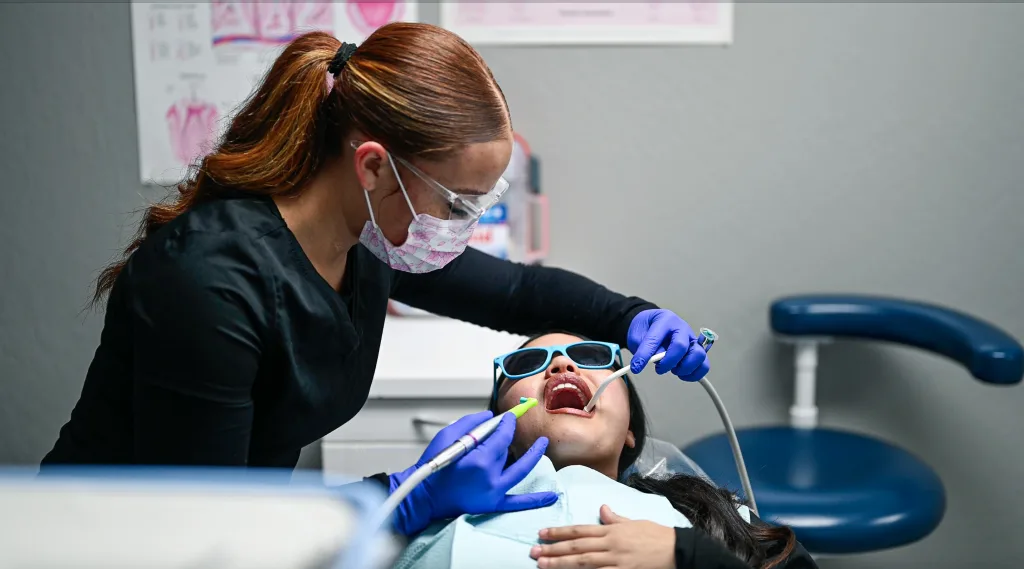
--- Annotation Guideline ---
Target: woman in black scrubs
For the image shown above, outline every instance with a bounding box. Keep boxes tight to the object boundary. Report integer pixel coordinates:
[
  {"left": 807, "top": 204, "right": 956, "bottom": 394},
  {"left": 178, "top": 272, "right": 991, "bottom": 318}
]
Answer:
[{"left": 42, "top": 24, "right": 710, "bottom": 538}]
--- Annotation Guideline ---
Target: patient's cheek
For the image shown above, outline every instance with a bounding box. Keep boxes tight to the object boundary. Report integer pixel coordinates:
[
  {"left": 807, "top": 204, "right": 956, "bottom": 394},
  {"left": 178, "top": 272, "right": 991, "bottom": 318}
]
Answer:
[
  {"left": 505, "top": 380, "right": 540, "bottom": 405},
  {"left": 511, "top": 412, "right": 545, "bottom": 452},
  {"left": 499, "top": 396, "right": 542, "bottom": 458}
]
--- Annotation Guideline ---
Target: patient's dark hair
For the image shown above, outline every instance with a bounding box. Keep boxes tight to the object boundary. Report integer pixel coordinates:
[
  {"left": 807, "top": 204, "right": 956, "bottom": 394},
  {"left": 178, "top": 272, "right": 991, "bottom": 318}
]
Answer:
[{"left": 491, "top": 331, "right": 797, "bottom": 569}]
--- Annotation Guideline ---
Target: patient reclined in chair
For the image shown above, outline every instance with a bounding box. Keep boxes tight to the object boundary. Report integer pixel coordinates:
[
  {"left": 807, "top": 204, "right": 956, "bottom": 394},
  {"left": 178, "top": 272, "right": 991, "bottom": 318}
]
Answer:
[{"left": 392, "top": 332, "right": 814, "bottom": 569}]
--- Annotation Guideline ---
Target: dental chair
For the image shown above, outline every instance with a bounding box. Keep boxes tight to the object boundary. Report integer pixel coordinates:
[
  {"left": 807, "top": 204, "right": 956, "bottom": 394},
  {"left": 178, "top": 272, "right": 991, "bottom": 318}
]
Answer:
[{"left": 682, "top": 294, "right": 1024, "bottom": 555}]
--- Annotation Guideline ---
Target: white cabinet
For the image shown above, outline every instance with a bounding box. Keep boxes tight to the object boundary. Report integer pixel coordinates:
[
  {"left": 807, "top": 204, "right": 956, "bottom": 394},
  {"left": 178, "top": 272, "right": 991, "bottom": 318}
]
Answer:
[
  {"left": 320, "top": 316, "right": 526, "bottom": 478},
  {"left": 321, "top": 400, "right": 487, "bottom": 476},
  {"left": 322, "top": 442, "right": 431, "bottom": 478}
]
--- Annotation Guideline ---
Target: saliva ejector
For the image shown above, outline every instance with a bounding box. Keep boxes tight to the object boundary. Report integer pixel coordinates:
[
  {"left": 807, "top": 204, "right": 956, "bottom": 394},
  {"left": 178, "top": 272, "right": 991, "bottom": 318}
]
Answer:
[{"left": 583, "top": 328, "right": 719, "bottom": 413}]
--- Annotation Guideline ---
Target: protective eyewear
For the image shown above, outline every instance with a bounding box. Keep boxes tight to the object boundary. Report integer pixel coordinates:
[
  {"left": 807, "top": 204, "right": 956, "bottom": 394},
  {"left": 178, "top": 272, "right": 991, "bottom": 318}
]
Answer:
[
  {"left": 493, "top": 339, "right": 618, "bottom": 379},
  {"left": 392, "top": 155, "right": 508, "bottom": 222},
  {"left": 491, "top": 341, "right": 623, "bottom": 405},
  {"left": 351, "top": 141, "right": 509, "bottom": 222}
]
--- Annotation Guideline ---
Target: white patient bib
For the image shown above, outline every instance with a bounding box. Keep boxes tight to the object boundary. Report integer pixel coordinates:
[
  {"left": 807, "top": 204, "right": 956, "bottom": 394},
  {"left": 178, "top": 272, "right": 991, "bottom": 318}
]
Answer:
[{"left": 394, "top": 456, "right": 692, "bottom": 569}]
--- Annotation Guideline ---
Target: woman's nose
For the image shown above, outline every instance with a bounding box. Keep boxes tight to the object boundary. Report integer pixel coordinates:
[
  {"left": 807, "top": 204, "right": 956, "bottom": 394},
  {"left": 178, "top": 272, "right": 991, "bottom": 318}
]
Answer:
[{"left": 548, "top": 354, "right": 577, "bottom": 375}]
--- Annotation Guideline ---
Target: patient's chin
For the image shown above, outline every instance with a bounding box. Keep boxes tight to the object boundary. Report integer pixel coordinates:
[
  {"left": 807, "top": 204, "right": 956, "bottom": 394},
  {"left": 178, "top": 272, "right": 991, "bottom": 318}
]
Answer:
[
  {"left": 512, "top": 415, "right": 623, "bottom": 473},
  {"left": 544, "top": 434, "right": 617, "bottom": 471}
]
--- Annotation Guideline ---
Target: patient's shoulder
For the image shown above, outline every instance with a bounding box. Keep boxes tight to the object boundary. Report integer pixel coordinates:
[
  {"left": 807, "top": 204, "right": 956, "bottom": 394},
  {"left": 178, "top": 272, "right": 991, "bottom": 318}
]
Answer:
[{"left": 557, "top": 465, "right": 693, "bottom": 529}]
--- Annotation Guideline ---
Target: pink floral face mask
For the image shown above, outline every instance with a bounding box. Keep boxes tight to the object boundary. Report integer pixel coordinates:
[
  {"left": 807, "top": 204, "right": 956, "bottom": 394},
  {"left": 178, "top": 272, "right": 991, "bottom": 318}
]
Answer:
[{"left": 359, "top": 154, "right": 478, "bottom": 273}]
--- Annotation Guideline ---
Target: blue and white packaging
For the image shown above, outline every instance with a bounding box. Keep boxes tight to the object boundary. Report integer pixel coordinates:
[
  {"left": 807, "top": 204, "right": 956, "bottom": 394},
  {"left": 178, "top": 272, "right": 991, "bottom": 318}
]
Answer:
[{"left": 468, "top": 203, "right": 510, "bottom": 260}]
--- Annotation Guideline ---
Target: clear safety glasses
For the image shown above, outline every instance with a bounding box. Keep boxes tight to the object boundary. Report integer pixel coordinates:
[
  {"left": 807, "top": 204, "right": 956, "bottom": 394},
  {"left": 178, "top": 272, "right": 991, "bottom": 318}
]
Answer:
[
  {"left": 351, "top": 141, "right": 509, "bottom": 222},
  {"left": 391, "top": 155, "right": 509, "bottom": 222}
]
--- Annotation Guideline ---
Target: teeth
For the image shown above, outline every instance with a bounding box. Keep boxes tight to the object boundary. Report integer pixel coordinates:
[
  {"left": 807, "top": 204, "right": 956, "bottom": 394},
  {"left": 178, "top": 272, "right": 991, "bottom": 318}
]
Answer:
[{"left": 552, "top": 383, "right": 582, "bottom": 393}]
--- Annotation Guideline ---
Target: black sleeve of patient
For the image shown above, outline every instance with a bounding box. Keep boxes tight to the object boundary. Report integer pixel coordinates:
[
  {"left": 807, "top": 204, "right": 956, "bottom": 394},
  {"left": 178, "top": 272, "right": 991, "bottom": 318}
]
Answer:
[
  {"left": 674, "top": 515, "right": 820, "bottom": 569},
  {"left": 673, "top": 527, "right": 755, "bottom": 569}
]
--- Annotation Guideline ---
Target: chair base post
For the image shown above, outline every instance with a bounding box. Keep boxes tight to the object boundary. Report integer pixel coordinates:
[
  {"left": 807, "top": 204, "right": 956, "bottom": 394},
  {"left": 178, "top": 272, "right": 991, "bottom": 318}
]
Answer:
[{"left": 789, "top": 339, "right": 823, "bottom": 429}]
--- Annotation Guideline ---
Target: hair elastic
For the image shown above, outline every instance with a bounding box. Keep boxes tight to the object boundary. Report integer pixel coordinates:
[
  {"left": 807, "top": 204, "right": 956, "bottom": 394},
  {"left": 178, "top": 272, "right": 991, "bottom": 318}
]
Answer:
[
  {"left": 328, "top": 42, "right": 359, "bottom": 75},
  {"left": 326, "top": 42, "right": 358, "bottom": 94}
]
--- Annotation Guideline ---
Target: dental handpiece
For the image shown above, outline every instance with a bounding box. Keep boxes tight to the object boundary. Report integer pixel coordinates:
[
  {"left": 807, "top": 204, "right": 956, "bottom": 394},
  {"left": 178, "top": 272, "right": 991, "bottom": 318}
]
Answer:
[
  {"left": 426, "top": 397, "right": 539, "bottom": 471},
  {"left": 583, "top": 328, "right": 717, "bottom": 413},
  {"left": 370, "top": 397, "right": 540, "bottom": 533}
]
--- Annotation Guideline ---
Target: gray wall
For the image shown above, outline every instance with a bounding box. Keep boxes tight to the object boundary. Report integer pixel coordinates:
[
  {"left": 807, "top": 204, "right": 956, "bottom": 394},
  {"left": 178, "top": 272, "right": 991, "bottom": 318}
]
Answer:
[{"left": 2, "top": 3, "right": 1022, "bottom": 567}]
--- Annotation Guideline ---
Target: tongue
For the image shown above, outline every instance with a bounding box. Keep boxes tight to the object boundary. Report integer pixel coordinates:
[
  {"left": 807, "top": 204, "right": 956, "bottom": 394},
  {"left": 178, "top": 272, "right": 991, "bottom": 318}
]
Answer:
[{"left": 550, "top": 389, "right": 586, "bottom": 411}]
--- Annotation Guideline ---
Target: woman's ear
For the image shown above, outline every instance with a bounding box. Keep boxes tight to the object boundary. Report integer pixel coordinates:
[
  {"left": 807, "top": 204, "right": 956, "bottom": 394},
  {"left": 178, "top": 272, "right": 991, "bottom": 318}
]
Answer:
[
  {"left": 352, "top": 140, "right": 391, "bottom": 192},
  {"left": 624, "top": 430, "right": 636, "bottom": 449}
]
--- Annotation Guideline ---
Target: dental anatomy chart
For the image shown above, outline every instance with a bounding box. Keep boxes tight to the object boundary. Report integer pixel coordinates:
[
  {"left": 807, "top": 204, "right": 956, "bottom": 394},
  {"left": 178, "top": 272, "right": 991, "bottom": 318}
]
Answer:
[
  {"left": 440, "top": 2, "right": 732, "bottom": 45},
  {"left": 130, "top": 1, "right": 418, "bottom": 185}
]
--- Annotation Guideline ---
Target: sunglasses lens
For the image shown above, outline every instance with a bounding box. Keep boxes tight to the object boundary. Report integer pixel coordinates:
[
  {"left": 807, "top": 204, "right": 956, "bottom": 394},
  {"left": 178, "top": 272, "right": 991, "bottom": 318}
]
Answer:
[
  {"left": 502, "top": 348, "right": 548, "bottom": 377},
  {"left": 566, "top": 343, "right": 615, "bottom": 367}
]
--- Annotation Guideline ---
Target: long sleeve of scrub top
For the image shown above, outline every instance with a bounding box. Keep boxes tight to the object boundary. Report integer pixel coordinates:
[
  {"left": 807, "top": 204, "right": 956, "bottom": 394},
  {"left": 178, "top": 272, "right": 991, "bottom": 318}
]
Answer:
[
  {"left": 390, "top": 247, "right": 657, "bottom": 346},
  {"left": 126, "top": 233, "right": 268, "bottom": 466}
]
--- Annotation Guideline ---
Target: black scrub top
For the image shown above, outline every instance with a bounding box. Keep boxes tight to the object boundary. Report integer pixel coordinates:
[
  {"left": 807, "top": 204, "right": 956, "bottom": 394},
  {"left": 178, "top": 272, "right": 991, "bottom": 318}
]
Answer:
[{"left": 42, "top": 195, "right": 657, "bottom": 469}]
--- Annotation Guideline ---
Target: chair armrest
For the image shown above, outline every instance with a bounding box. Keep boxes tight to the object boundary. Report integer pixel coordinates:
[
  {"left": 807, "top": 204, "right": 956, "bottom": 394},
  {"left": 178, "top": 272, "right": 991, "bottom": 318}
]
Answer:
[{"left": 770, "top": 294, "right": 1023, "bottom": 385}]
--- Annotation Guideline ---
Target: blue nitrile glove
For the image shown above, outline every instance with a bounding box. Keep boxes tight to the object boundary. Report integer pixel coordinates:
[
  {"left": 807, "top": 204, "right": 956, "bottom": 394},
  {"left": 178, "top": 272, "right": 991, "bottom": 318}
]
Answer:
[
  {"left": 627, "top": 308, "right": 710, "bottom": 382},
  {"left": 387, "top": 410, "right": 555, "bottom": 536}
]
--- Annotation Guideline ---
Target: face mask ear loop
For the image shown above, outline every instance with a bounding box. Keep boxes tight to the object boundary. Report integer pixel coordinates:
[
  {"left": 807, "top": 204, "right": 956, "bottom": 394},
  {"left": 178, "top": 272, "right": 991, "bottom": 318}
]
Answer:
[
  {"left": 387, "top": 152, "right": 419, "bottom": 219},
  {"left": 362, "top": 189, "right": 381, "bottom": 229}
]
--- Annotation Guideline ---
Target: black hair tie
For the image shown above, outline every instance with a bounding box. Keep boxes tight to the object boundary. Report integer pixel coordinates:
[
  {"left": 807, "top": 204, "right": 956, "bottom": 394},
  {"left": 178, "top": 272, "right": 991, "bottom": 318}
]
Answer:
[{"left": 328, "top": 42, "right": 358, "bottom": 76}]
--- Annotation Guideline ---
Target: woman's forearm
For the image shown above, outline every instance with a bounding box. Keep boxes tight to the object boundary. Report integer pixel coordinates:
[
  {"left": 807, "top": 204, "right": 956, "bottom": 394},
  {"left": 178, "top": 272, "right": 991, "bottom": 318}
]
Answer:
[{"left": 391, "top": 247, "right": 657, "bottom": 345}]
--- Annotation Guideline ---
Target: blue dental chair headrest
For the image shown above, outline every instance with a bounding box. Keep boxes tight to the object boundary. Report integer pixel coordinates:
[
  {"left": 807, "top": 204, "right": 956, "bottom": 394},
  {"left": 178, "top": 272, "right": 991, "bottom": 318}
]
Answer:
[{"left": 771, "top": 294, "right": 1023, "bottom": 385}]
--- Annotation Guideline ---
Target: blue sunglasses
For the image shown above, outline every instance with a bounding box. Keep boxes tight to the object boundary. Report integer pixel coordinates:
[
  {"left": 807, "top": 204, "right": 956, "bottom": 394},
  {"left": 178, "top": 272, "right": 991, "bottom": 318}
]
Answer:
[{"left": 491, "top": 341, "right": 624, "bottom": 404}]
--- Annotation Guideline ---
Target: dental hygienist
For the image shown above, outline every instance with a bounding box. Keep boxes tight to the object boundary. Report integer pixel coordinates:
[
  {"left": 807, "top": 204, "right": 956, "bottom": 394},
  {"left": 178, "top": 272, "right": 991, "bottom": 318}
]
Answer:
[{"left": 42, "top": 24, "right": 709, "bottom": 537}]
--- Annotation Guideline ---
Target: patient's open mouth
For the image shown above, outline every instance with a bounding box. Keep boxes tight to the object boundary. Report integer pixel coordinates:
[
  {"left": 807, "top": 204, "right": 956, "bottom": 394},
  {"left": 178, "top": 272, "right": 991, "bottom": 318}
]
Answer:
[{"left": 544, "top": 373, "right": 594, "bottom": 418}]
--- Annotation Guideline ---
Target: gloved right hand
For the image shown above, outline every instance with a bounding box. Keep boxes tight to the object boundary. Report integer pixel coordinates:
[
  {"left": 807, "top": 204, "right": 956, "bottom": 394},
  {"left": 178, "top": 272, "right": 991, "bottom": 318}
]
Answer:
[
  {"left": 387, "top": 410, "right": 556, "bottom": 536},
  {"left": 628, "top": 308, "right": 709, "bottom": 382}
]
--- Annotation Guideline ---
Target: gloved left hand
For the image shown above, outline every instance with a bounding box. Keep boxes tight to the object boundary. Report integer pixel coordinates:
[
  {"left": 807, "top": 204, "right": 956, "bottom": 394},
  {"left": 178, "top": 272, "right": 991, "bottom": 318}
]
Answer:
[
  {"left": 627, "top": 308, "right": 709, "bottom": 382},
  {"left": 387, "top": 410, "right": 556, "bottom": 536}
]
